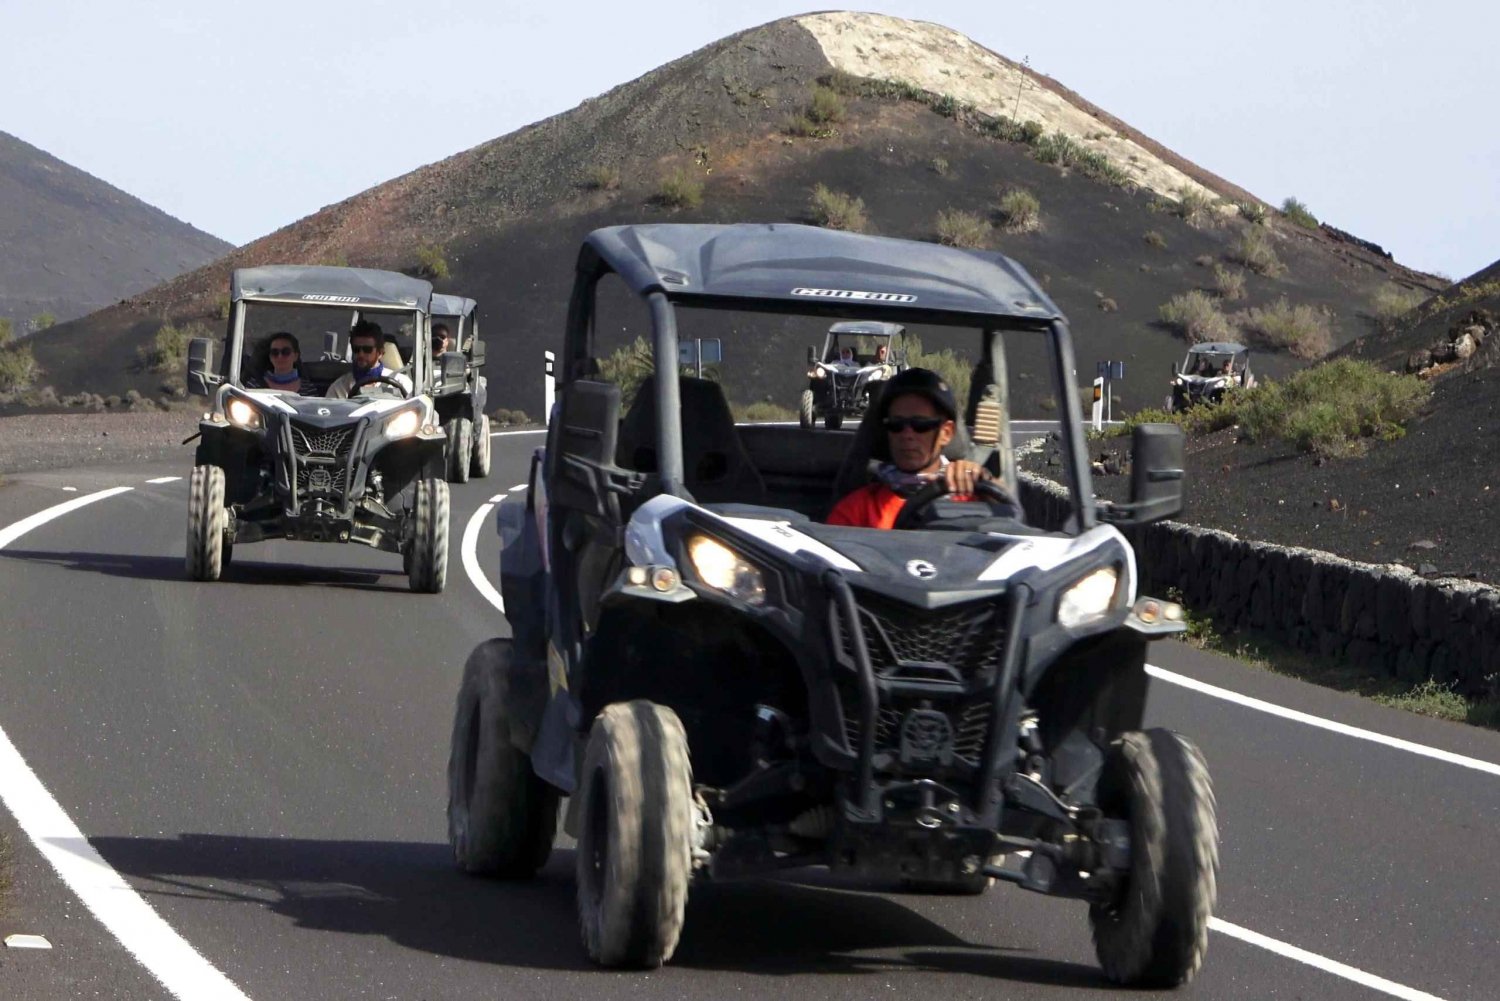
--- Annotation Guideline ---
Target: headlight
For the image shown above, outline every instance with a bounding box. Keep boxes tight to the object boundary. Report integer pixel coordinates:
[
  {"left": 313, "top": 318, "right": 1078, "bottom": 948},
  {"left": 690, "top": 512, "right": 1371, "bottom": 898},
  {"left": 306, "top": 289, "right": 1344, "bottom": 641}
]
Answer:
[
  {"left": 686, "top": 534, "right": 766, "bottom": 606},
  {"left": 809, "top": 368, "right": 825, "bottom": 379},
  {"left": 1057, "top": 567, "right": 1119, "bottom": 628},
  {"left": 385, "top": 409, "right": 421, "bottom": 439},
  {"left": 226, "top": 397, "right": 261, "bottom": 429}
]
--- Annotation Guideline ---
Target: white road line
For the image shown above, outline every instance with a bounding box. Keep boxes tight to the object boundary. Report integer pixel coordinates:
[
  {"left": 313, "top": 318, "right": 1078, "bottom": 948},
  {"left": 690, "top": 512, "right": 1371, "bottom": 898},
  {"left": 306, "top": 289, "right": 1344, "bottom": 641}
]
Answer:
[
  {"left": 146, "top": 476, "right": 181, "bottom": 484},
  {"left": 509, "top": 483, "right": 527, "bottom": 492},
  {"left": 488, "top": 428, "right": 547, "bottom": 438},
  {"left": 1148, "top": 664, "right": 1500, "bottom": 777},
  {"left": 461, "top": 496, "right": 505, "bottom": 614},
  {"left": 0, "top": 487, "right": 252, "bottom": 1001},
  {"left": 0, "top": 486, "right": 134, "bottom": 549},
  {"left": 1211, "top": 918, "right": 1446, "bottom": 1001}
]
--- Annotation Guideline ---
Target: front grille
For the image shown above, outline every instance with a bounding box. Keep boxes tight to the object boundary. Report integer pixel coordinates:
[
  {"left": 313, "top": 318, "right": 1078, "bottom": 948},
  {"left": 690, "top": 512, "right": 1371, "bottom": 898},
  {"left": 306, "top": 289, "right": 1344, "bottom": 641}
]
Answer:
[
  {"left": 290, "top": 422, "right": 356, "bottom": 497},
  {"left": 843, "top": 698, "right": 991, "bottom": 768},
  {"left": 842, "top": 594, "right": 1006, "bottom": 679}
]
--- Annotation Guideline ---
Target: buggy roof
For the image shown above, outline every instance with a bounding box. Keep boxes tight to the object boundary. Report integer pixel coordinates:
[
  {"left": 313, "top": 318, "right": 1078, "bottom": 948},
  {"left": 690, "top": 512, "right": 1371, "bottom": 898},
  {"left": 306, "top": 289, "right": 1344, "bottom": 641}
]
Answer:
[
  {"left": 580, "top": 224, "right": 1062, "bottom": 325},
  {"left": 1187, "top": 341, "right": 1248, "bottom": 355},
  {"left": 231, "top": 266, "right": 432, "bottom": 311},
  {"left": 828, "top": 321, "right": 904, "bottom": 337},
  {"left": 430, "top": 293, "right": 477, "bottom": 319}
]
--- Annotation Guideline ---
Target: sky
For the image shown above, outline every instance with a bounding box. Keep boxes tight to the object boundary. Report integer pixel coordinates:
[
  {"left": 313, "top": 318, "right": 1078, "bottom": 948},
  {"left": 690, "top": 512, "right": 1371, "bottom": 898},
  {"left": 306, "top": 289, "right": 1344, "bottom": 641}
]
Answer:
[{"left": 4, "top": 1, "right": 1495, "bottom": 280}]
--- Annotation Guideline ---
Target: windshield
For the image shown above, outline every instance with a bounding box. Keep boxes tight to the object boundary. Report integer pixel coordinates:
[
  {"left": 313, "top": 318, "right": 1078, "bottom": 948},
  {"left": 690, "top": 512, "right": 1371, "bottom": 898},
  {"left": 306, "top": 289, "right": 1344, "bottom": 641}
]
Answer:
[
  {"left": 231, "top": 300, "right": 425, "bottom": 396},
  {"left": 822, "top": 332, "right": 897, "bottom": 365}
]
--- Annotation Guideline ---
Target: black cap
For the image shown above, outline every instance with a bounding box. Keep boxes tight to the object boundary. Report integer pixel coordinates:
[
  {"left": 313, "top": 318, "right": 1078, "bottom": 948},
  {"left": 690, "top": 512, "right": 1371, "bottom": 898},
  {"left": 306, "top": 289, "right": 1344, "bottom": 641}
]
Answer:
[{"left": 877, "top": 367, "right": 958, "bottom": 421}]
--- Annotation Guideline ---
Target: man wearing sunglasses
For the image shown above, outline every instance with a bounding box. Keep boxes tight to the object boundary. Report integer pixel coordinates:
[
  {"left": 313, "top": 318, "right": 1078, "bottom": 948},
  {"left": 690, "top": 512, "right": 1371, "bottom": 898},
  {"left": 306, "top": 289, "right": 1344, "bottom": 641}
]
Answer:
[
  {"left": 326, "top": 319, "right": 411, "bottom": 398},
  {"left": 827, "top": 367, "right": 993, "bottom": 529}
]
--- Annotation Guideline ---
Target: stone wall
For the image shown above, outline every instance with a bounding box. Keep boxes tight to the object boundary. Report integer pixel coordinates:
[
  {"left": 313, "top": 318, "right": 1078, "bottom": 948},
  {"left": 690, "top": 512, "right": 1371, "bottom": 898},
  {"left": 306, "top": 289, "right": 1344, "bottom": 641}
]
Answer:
[{"left": 1020, "top": 473, "right": 1500, "bottom": 698}]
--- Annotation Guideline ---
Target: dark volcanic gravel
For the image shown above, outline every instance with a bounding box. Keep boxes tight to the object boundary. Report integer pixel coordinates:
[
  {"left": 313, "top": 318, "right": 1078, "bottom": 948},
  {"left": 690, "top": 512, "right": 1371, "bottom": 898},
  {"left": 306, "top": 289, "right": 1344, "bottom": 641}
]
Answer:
[{"left": 0, "top": 410, "right": 199, "bottom": 475}]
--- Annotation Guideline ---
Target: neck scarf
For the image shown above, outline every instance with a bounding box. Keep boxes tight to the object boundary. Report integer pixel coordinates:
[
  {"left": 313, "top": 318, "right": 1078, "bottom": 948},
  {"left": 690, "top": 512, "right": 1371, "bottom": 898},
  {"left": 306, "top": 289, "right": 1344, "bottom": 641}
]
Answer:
[
  {"left": 874, "top": 456, "right": 949, "bottom": 495},
  {"left": 265, "top": 368, "right": 300, "bottom": 386},
  {"left": 353, "top": 360, "right": 385, "bottom": 383}
]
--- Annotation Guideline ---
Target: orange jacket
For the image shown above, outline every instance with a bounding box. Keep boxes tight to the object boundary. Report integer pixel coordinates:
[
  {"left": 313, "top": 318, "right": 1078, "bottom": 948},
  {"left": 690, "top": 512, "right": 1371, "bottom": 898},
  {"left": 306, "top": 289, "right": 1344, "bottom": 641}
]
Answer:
[{"left": 827, "top": 482, "right": 976, "bottom": 529}]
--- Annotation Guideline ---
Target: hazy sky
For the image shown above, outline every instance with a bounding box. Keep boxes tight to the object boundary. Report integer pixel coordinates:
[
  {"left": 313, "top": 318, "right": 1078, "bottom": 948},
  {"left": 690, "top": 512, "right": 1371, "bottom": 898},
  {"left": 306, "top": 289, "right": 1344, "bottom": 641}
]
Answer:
[{"left": 5, "top": 1, "right": 1494, "bottom": 279}]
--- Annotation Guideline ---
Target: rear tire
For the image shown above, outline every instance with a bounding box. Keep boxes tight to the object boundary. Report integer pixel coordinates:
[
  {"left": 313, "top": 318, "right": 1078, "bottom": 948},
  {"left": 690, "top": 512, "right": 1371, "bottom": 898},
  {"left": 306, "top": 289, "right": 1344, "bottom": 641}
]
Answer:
[
  {"left": 445, "top": 417, "right": 472, "bottom": 484},
  {"left": 1090, "top": 729, "right": 1218, "bottom": 988},
  {"left": 408, "top": 476, "right": 449, "bottom": 593},
  {"left": 470, "top": 414, "right": 492, "bottom": 478},
  {"left": 576, "top": 701, "right": 694, "bottom": 968},
  {"left": 799, "top": 390, "right": 814, "bottom": 430},
  {"left": 824, "top": 411, "right": 843, "bottom": 431},
  {"left": 185, "top": 464, "right": 226, "bottom": 581},
  {"left": 447, "top": 638, "right": 558, "bottom": 876}
]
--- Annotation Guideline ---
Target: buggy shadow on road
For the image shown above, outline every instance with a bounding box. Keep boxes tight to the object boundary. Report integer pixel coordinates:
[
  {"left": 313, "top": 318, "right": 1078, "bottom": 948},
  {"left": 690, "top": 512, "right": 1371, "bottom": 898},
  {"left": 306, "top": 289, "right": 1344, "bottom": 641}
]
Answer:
[
  {"left": 0, "top": 549, "right": 409, "bottom": 591},
  {"left": 85, "top": 834, "right": 1106, "bottom": 986}
]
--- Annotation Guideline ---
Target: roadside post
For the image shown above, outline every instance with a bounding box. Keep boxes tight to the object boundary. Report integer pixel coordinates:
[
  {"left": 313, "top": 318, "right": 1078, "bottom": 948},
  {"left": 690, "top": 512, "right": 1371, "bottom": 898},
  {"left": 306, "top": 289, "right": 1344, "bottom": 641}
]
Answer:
[
  {"left": 544, "top": 350, "right": 555, "bottom": 424},
  {"left": 1096, "top": 360, "right": 1125, "bottom": 423},
  {"left": 1091, "top": 377, "right": 1104, "bottom": 432}
]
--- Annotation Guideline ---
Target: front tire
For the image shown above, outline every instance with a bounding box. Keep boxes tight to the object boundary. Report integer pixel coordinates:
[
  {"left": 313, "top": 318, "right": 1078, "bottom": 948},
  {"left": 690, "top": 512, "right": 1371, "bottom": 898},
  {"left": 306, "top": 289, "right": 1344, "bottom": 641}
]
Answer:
[
  {"left": 447, "top": 639, "right": 558, "bottom": 876},
  {"left": 576, "top": 701, "right": 694, "bottom": 968},
  {"left": 408, "top": 476, "right": 449, "bottom": 593},
  {"left": 185, "top": 464, "right": 226, "bottom": 581},
  {"left": 470, "top": 413, "right": 492, "bottom": 478},
  {"left": 445, "top": 417, "right": 472, "bottom": 484},
  {"left": 1090, "top": 729, "right": 1218, "bottom": 988},
  {"left": 799, "top": 390, "right": 815, "bottom": 430}
]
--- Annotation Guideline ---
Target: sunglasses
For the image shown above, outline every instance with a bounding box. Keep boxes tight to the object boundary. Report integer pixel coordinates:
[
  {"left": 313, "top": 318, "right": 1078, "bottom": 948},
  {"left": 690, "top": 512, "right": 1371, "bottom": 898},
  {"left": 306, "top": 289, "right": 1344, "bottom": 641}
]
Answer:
[
  {"left": 351, "top": 343, "right": 380, "bottom": 355},
  {"left": 882, "top": 415, "right": 946, "bottom": 434},
  {"left": 269, "top": 347, "right": 295, "bottom": 358}
]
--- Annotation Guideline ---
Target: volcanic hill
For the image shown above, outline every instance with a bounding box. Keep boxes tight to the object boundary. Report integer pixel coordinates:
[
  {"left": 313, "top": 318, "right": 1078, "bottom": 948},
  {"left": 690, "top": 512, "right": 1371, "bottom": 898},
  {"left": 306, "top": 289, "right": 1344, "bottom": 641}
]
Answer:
[
  {"left": 26, "top": 12, "right": 1439, "bottom": 417},
  {"left": 0, "top": 130, "right": 231, "bottom": 328}
]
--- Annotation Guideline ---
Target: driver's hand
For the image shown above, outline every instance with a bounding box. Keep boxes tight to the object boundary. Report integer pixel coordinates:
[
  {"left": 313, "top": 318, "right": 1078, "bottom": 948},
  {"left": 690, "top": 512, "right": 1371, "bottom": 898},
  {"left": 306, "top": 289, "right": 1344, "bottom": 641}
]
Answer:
[{"left": 943, "top": 460, "right": 991, "bottom": 497}]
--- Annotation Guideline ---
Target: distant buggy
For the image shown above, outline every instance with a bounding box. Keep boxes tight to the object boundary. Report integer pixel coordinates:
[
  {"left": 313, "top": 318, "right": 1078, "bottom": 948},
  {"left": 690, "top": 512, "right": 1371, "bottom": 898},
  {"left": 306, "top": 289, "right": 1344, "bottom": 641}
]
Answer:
[
  {"left": 183, "top": 265, "right": 450, "bottom": 592},
  {"left": 449, "top": 224, "right": 1218, "bottom": 987},
  {"left": 799, "top": 321, "right": 906, "bottom": 430},
  {"left": 429, "top": 293, "right": 492, "bottom": 483},
  {"left": 1168, "top": 341, "right": 1255, "bottom": 412}
]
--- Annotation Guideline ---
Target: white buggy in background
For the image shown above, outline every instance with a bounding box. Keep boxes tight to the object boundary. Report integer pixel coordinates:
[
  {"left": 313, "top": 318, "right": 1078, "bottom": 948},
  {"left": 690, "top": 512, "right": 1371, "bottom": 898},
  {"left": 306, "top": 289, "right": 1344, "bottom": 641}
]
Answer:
[{"left": 799, "top": 321, "right": 907, "bottom": 430}]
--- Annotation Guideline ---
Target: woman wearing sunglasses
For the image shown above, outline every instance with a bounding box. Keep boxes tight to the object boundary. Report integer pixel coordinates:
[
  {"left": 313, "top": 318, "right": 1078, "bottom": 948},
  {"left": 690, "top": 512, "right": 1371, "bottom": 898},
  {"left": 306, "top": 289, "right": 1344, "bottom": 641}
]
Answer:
[
  {"left": 260, "top": 332, "right": 303, "bottom": 394},
  {"left": 827, "top": 367, "right": 993, "bottom": 529}
]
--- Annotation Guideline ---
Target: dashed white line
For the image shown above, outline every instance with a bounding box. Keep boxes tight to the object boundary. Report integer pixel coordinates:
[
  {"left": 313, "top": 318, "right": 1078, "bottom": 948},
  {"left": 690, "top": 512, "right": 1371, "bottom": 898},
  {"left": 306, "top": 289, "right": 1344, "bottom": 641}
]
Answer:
[
  {"left": 1211, "top": 918, "right": 1447, "bottom": 1000},
  {"left": 146, "top": 476, "right": 181, "bottom": 484},
  {"left": 509, "top": 482, "right": 527, "bottom": 492},
  {"left": 1148, "top": 664, "right": 1500, "bottom": 778},
  {"left": 0, "top": 486, "right": 251, "bottom": 1000}
]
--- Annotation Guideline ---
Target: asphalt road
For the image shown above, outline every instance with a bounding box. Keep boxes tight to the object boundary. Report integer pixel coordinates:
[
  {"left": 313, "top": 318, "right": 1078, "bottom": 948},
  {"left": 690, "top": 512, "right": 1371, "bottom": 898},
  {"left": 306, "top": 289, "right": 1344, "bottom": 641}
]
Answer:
[{"left": 0, "top": 430, "right": 1497, "bottom": 1000}]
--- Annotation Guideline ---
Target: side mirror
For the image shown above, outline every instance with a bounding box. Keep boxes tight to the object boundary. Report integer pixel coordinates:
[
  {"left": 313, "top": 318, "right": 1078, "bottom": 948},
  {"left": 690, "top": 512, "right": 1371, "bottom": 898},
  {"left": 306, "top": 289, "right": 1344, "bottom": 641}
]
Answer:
[
  {"left": 807, "top": 345, "right": 817, "bottom": 366},
  {"left": 440, "top": 349, "right": 466, "bottom": 382},
  {"left": 469, "top": 338, "right": 485, "bottom": 368},
  {"left": 186, "top": 337, "right": 218, "bottom": 396},
  {"left": 1099, "top": 423, "right": 1184, "bottom": 526}
]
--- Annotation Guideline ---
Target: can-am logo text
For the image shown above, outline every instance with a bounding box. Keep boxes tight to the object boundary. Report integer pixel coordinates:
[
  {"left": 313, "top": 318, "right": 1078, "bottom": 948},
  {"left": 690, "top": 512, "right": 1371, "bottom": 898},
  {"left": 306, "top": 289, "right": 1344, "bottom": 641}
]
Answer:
[
  {"left": 300, "top": 294, "right": 360, "bottom": 303},
  {"left": 791, "top": 287, "right": 917, "bottom": 303}
]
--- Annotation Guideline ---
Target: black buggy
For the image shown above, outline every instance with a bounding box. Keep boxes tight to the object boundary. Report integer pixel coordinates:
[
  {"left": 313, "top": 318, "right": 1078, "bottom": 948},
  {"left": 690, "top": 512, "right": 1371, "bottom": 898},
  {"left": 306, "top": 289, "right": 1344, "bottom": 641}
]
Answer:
[
  {"left": 429, "top": 293, "right": 492, "bottom": 483},
  {"left": 448, "top": 224, "right": 1218, "bottom": 985},
  {"left": 799, "top": 320, "right": 907, "bottom": 430},
  {"left": 184, "top": 265, "right": 451, "bottom": 592}
]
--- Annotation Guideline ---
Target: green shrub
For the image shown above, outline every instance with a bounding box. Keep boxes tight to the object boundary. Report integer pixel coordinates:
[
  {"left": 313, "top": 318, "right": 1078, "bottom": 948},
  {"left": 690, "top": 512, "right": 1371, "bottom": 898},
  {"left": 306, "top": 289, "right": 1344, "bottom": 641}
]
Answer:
[
  {"left": 0, "top": 344, "right": 38, "bottom": 393},
  {"left": 139, "top": 320, "right": 211, "bottom": 373},
  {"left": 929, "top": 156, "right": 950, "bottom": 176},
  {"left": 1159, "top": 290, "right": 1233, "bottom": 343},
  {"left": 585, "top": 164, "right": 621, "bottom": 191},
  {"left": 932, "top": 94, "right": 961, "bottom": 118},
  {"left": 1237, "top": 296, "right": 1333, "bottom": 359},
  {"left": 820, "top": 69, "right": 864, "bottom": 96},
  {"left": 1033, "top": 131, "right": 1083, "bottom": 167},
  {"left": 784, "top": 115, "right": 832, "bottom": 138},
  {"left": 903, "top": 333, "right": 971, "bottom": 412},
  {"left": 1237, "top": 200, "right": 1268, "bottom": 224},
  {"left": 806, "top": 85, "right": 847, "bottom": 125},
  {"left": 598, "top": 336, "right": 655, "bottom": 409},
  {"left": 31, "top": 312, "right": 55, "bottom": 331},
  {"left": 655, "top": 168, "right": 704, "bottom": 209},
  {"left": 808, "top": 184, "right": 867, "bottom": 232},
  {"left": 1235, "top": 359, "right": 1429, "bottom": 456},
  {"left": 996, "top": 187, "right": 1040, "bottom": 233},
  {"left": 411, "top": 242, "right": 450, "bottom": 281},
  {"left": 215, "top": 294, "right": 231, "bottom": 320},
  {"left": 1233, "top": 226, "right": 1284, "bottom": 276},
  {"left": 1143, "top": 230, "right": 1167, "bottom": 249},
  {"left": 1213, "top": 264, "right": 1247, "bottom": 301},
  {"left": 491, "top": 407, "right": 531, "bottom": 426},
  {"left": 735, "top": 399, "right": 797, "bottom": 423},
  {"left": 1371, "top": 284, "right": 1425, "bottom": 325},
  {"left": 1281, "top": 196, "right": 1319, "bottom": 229},
  {"left": 1175, "top": 187, "right": 1218, "bottom": 229},
  {"left": 935, "top": 208, "right": 989, "bottom": 248},
  {"left": 0, "top": 318, "right": 11, "bottom": 346}
]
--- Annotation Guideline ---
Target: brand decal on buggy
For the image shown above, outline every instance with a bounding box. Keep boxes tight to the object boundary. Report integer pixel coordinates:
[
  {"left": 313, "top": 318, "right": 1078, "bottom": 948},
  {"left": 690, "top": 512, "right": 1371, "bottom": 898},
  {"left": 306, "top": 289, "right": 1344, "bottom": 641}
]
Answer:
[
  {"left": 905, "top": 559, "right": 938, "bottom": 580},
  {"left": 791, "top": 287, "right": 917, "bottom": 303},
  {"left": 722, "top": 517, "right": 861, "bottom": 572},
  {"left": 900, "top": 709, "right": 953, "bottom": 764},
  {"left": 317, "top": 407, "right": 331, "bottom": 416},
  {"left": 299, "top": 294, "right": 360, "bottom": 303}
]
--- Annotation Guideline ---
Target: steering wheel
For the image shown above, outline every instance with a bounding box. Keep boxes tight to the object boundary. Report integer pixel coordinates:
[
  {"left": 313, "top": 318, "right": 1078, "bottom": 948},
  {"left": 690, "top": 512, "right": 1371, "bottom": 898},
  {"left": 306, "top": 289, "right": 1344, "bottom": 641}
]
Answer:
[
  {"left": 893, "top": 476, "right": 1019, "bottom": 530},
  {"left": 352, "top": 375, "right": 412, "bottom": 399}
]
